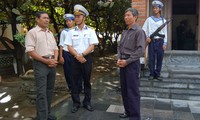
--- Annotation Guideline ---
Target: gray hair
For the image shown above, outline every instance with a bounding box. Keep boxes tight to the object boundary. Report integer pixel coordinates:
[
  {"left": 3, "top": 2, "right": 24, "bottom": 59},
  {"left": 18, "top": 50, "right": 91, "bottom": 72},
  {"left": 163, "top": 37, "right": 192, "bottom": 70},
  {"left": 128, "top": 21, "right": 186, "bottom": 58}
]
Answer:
[{"left": 125, "top": 8, "right": 139, "bottom": 17}]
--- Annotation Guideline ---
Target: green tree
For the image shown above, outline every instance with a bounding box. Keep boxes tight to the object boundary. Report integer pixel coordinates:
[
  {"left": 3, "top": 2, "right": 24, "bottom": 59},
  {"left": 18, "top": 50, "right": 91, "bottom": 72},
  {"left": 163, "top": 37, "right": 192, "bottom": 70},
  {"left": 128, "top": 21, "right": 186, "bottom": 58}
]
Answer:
[
  {"left": 0, "top": 0, "right": 131, "bottom": 75},
  {"left": 84, "top": 0, "right": 131, "bottom": 55},
  {"left": 0, "top": 0, "right": 28, "bottom": 75}
]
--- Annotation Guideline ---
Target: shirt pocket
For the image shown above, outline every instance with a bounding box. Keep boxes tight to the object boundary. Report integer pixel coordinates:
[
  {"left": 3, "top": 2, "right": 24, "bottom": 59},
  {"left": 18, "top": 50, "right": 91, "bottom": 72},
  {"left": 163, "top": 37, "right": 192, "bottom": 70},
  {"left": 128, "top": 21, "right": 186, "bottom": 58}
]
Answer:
[
  {"left": 72, "top": 35, "right": 79, "bottom": 47},
  {"left": 83, "top": 33, "right": 90, "bottom": 46},
  {"left": 123, "top": 40, "right": 135, "bottom": 51},
  {"left": 37, "top": 33, "right": 45, "bottom": 44}
]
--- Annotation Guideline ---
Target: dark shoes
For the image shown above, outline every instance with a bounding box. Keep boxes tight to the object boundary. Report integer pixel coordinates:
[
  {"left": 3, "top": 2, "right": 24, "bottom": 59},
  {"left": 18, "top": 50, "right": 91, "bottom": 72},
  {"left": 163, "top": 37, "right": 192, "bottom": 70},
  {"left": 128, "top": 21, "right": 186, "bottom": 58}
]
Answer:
[
  {"left": 83, "top": 105, "right": 94, "bottom": 111},
  {"left": 71, "top": 106, "right": 80, "bottom": 113},
  {"left": 72, "top": 105, "right": 94, "bottom": 113},
  {"left": 119, "top": 112, "right": 129, "bottom": 118},
  {"left": 48, "top": 115, "right": 57, "bottom": 120},
  {"left": 148, "top": 76, "right": 163, "bottom": 81},
  {"left": 157, "top": 76, "right": 163, "bottom": 81},
  {"left": 148, "top": 76, "right": 154, "bottom": 80}
]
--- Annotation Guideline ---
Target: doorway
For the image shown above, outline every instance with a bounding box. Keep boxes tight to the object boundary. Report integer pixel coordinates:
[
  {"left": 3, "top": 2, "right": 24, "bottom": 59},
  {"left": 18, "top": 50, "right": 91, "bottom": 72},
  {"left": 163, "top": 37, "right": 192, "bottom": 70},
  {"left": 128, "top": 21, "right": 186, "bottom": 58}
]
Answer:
[{"left": 172, "top": 0, "right": 198, "bottom": 50}]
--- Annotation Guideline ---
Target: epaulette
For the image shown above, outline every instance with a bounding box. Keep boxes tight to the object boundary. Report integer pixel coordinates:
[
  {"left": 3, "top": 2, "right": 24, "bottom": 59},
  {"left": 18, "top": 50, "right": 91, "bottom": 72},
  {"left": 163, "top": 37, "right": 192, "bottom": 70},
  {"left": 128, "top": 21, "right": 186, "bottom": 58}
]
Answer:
[
  {"left": 64, "top": 27, "right": 75, "bottom": 32},
  {"left": 86, "top": 25, "right": 95, "bottom": 30},
  {"left": 68, "top": 27, "right": 75, "bottom": 30},
  {"left": 64, "top": 28, "right": 69, "bottom": 32}
]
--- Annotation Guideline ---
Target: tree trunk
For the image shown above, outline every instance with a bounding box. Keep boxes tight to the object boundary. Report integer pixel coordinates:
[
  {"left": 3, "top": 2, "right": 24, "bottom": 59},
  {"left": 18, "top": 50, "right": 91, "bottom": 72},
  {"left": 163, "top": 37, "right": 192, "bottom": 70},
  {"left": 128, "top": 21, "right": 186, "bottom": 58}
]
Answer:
[{"left": 10, "top": 12, "right": 25, "bottom": 75}]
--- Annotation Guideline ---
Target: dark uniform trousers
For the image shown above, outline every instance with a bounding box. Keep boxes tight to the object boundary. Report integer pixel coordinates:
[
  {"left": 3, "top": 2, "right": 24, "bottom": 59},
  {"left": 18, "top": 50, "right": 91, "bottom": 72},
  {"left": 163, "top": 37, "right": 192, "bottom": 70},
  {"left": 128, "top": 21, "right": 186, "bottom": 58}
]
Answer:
[
  {"left": 62, "top": 50, "right": 82, "bottom": 92},
  {"left": 33, "top": 60, "right": 56, "bottom": 120},
  {"left": 148, "top": 38, "right": 164, "bottom": 78},
  {"left": 71, "top": 55, "right": 92, "bottom": 107},
  {"left": 120, "top": 60, "right": 141, "bottom": 120}
]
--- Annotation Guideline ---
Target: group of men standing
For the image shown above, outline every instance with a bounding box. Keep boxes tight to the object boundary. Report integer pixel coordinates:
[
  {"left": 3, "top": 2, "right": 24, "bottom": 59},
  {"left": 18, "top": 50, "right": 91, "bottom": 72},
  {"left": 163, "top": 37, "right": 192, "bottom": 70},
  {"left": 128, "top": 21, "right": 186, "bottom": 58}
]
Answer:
[
  {"left": 25, "top": 0, "right": 167, "bottom": 120},
  {"left": 25, "top": 4, "right": 98, "bottom": 120}
]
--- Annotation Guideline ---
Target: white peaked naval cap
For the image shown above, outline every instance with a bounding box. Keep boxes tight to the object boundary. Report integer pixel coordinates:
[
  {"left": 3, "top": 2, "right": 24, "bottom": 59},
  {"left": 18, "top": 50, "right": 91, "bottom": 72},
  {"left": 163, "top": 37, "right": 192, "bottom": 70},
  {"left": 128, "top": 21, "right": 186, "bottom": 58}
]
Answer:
[
  {"left": 74, "top": 4, "right": 89, "bottom": 16},
  {"left": 63, "top": 13, "right": 75, "bottom": 20},
  {"left": 152, "top": 0, "right": 164, "bottom": 8}
]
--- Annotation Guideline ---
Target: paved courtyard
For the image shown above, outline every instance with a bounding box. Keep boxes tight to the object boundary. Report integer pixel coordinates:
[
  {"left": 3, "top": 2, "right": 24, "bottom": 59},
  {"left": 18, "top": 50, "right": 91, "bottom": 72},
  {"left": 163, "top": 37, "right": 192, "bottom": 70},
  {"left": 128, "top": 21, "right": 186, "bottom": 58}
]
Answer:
[{"left": 51, "top": 71, "right": 200, "bottom": 120}]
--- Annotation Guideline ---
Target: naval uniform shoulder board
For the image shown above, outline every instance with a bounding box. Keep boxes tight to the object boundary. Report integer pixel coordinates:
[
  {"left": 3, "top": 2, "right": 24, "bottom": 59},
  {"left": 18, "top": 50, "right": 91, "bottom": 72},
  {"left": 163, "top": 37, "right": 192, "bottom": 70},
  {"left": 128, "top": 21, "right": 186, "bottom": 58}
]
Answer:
[
  {"left": 69, "top": 27, "right": 75, "bottom": 30},
  {"left": 64, "top": 28, "right": 69, "bottom": 32},
  {"left": 86, "top": 26, "right": 95, "bottom": 30}
]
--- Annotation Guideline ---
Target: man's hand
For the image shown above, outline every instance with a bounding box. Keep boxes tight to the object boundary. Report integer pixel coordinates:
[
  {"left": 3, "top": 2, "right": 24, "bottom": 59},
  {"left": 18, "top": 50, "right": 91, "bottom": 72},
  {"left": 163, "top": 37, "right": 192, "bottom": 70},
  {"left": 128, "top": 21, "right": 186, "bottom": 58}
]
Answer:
[
  {"left": 75, "top": 54, "right": 87, "bottom": 63},
  {"left": 46, "top": 59, "right": 58, "bottom": 67},
  {"left": 59, "top": 56, "right": 64, "bottom": 64},
  {"left": 117, "top": 59, "right": 127, "bottom": 68},
  {"left": 163, "top": 45, "right": 167, "bottom": 50},
  {"left": 146, "top": 37, "right": 151, "bottom": 43}
]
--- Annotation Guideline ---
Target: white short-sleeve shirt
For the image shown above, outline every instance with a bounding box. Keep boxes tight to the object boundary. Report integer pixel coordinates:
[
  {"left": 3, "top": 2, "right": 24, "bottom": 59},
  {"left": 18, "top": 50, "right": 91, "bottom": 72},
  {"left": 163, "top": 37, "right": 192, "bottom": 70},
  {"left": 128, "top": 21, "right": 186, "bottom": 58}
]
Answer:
[
  {"left": 64, "top": 25, "right": 99, "bottom": 54},
  {"left": 59, "top": 28, "right": 70, "bottom": 52}
]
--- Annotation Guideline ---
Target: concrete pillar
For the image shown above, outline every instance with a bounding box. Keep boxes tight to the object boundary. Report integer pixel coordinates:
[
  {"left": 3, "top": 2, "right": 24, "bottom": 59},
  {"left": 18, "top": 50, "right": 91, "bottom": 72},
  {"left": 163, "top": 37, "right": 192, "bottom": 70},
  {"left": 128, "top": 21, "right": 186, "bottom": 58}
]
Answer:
[{"left": 166, "top": 0, "right": 172, "bottom": 50}]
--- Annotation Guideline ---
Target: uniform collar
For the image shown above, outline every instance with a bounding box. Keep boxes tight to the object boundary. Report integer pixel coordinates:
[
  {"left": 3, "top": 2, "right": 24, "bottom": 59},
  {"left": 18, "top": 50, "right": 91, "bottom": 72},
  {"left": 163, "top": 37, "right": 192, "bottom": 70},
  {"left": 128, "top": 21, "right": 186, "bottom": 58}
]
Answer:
[
  {"left": 64, "top": 28, "right": 69, "bottom": 31},
  {"left": 151, "top": 16, "right": 163, "bottom": 22},
  {"left": 36, "top": 25, "right": 50, "bottom": 32},
  {"left": 64, "top": 27, "right": 74, "bottom": 31},
  {"left": 75, "top": 24, "right": 88, "bottom": 31}
]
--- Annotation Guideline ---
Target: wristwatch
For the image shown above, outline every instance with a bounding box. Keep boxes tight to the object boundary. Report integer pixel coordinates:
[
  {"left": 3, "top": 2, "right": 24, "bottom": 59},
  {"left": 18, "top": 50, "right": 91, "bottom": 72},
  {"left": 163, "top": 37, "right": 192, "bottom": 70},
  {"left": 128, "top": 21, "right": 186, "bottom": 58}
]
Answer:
[{"left": 82, "top": 53, "right": 86, "bottom": 57}]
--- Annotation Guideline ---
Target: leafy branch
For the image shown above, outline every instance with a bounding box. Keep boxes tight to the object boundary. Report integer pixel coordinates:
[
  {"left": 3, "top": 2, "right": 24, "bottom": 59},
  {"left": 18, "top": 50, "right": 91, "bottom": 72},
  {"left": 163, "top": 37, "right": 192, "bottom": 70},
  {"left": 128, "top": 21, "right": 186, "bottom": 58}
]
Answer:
[{"left": 14, "top": 32, "right": 25, "bottom": 47}]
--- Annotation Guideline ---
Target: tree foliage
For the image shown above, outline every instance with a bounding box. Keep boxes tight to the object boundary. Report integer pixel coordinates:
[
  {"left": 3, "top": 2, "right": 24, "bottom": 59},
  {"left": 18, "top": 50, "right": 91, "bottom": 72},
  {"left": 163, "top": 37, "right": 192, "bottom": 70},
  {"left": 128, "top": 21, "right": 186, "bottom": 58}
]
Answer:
[
  {"left": 0, "top": 0, "right": 131, "bottom": 75},
  {"left": 87, "top": 0, "right": 131, "bottom": 54}
]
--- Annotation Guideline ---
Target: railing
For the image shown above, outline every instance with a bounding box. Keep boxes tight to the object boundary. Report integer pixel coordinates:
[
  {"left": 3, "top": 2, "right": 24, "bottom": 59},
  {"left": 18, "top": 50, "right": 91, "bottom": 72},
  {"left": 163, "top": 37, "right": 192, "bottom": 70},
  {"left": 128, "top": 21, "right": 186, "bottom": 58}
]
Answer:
[{"left": 0, "top": 50, "right": 15, "bottom": 75}]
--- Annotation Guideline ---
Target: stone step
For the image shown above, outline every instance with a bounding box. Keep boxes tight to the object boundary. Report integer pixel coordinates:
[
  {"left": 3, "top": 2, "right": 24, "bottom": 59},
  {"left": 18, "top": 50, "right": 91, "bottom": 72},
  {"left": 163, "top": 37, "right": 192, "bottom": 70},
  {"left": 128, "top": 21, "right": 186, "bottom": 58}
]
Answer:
[
  {"left": 140, "top": 77, "right": 200, "bottom": 101},
  {"left": 161, "top": 50, "right": 200, "bottom": 79},
  {"left": 140, "top": 91, "right": 200, "bottom": 101},
  {"left": 141, "top": 77, "right": 200, "bottom": 84},
  {"left": 168, "top": 68, "right": 200, "bottom": 79},
  {"left": 140, "top": 87, "right": 200, "bottom": 101},
  {"left": 111, "top": 69, "right": 200, "bottom": 101},
  {"left": 141, "top": 67, "right": 200, "bottom": 79}
]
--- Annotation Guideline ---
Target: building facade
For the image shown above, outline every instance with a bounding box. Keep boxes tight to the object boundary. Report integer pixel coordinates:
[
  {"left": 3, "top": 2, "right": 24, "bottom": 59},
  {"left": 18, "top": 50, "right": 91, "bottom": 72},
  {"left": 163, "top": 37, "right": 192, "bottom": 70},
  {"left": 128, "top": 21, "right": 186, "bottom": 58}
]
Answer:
[{"left": 132, "top": 0, "right": 200, "bottom": 51}]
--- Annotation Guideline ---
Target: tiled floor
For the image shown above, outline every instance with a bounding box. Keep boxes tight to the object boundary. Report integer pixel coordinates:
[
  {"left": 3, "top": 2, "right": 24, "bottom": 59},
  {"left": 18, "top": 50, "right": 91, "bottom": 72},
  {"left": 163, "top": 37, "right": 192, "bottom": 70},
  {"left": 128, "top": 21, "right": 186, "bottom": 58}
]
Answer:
[
  {"left": 52, "top": 71, "right": 200, "bottom": 120},
  {"left": 52, "top": 97, "right": 200, "bottom": 120},
  {"left": 51, "top": 70, "right": 200, "bottom": 120}
]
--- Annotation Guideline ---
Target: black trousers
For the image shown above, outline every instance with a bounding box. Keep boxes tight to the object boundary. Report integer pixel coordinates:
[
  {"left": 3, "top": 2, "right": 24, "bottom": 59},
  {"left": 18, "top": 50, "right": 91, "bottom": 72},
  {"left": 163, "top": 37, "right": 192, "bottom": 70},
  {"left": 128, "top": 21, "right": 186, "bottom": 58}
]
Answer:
[
  {"left": 62, "top": 51, "right": 82, "bottom": 92},
  {"left": 120, "top": 60, "right": 141, "bottom": 120},
  {"left": 71, "top": 55, "right": 92, "bottom": 107}
]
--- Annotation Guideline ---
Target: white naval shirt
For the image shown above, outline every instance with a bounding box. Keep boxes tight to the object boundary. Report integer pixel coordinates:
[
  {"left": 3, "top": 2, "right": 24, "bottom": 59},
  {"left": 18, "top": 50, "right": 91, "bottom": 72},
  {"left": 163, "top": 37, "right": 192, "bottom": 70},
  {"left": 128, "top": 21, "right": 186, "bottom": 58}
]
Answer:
[
  {"left": 64, "top": 25, "right": 99, "bottom": 54},
  {"left": 142, "top": 16, "right": 168, "bottom": 45},
  {"left": 59, "top": 28, "right": 70, "bottom": 52}
]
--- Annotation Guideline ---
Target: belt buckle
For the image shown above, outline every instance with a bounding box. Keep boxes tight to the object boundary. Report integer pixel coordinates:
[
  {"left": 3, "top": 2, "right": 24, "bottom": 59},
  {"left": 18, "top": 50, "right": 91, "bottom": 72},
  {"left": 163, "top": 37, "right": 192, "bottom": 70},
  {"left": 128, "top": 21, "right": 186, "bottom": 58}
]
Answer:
[
  {"left": 121, "top": 54, "right": 129, "bottom": 59},
  {"left": 43, "top": 55, "right": 54, "bottom": 59},
  {"left": 48, "top": 56, "right": 53, "bottom": 59},
  {"left": 121, "top": 55, "right": 125, "bottom": 59}
]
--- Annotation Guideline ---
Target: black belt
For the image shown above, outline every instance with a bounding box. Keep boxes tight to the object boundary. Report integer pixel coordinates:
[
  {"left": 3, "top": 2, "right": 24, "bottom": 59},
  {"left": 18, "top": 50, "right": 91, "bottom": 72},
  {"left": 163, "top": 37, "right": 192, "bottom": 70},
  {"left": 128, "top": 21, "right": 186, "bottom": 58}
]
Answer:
[
  {"left": 152, "top": 38, "right": 164, "bottom": 42},
  {"left": 120, "top": 54, "right": 130, "bottom": 59},
  {"left": 42, "top": 55, "right": 54, "bottom": 59}
]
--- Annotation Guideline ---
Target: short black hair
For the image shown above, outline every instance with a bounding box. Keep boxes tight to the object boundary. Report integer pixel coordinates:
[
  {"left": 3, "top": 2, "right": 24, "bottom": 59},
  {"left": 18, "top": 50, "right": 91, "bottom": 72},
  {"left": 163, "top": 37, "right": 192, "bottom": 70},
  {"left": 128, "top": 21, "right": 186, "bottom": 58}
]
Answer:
[{"left": 35, "top": 11, "right": 48, "bottom": 18}]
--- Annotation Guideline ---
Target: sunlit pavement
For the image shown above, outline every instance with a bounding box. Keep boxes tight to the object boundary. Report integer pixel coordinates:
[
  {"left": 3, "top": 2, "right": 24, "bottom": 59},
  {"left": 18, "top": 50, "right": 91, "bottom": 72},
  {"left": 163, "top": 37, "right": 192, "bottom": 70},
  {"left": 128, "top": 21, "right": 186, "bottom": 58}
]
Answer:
[
  {"left": 51, "top": 70, "right": 200, "bottom": 120},
  {"left": 0, "top": 79, "right": 36, "bottom": 120}
]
